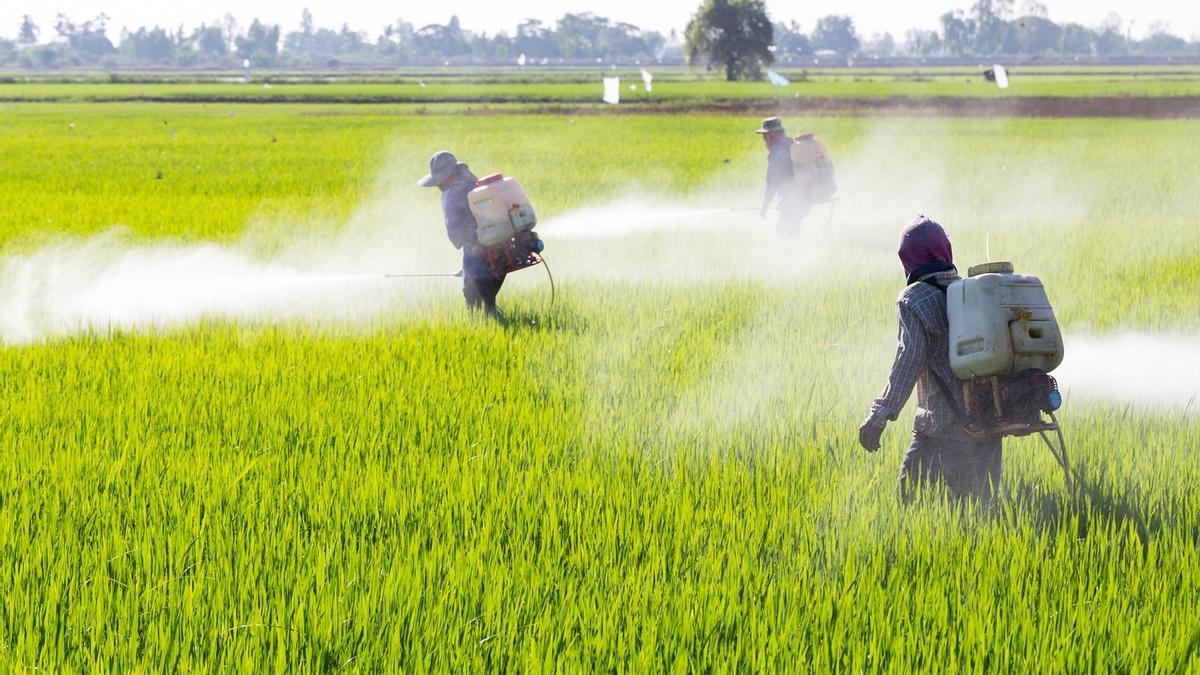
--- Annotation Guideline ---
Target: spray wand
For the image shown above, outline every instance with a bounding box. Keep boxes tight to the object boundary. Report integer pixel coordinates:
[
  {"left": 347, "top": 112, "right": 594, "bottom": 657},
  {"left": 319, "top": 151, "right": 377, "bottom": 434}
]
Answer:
[
  {"left": 380, "top": 255, "right": 556, "bottom": 308},
  {"left": 383, "top": 270, "right": 463, "bottom": 279}
]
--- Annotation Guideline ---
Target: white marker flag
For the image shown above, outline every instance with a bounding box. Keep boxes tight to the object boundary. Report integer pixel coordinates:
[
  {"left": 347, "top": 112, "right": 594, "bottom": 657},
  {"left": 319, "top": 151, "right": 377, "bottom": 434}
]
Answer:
[
  {"left": 994, "top": 64, "right": 1010, "bottom": 89},
  {"left": 641, "top": 68, "right": 653, "bottom": 92},
  {"left": 603, "top": 77, "right": 621, "bottom": 104},
  {"left": 766, "top": 69, "right": 790, "bottom": 87}
]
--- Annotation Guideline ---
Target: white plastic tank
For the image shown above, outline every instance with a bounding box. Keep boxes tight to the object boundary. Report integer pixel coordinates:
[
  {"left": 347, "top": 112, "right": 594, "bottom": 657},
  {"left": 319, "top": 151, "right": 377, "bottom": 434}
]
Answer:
[
  {"left": 946, "top": 262, "right": 1064, "bottom": 379},
  {"left": 468, "top": 173, "right": 537, "bottom": 247}
]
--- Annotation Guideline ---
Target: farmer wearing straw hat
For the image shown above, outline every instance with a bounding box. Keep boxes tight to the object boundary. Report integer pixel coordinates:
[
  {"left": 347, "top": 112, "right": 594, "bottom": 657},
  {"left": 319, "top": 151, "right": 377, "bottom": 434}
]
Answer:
[
  {"left": 756, "top": 117, "right": 808, "bottom": 235},
  {"left": 419, "top": 150, "right": 505, "bottom": 318}
]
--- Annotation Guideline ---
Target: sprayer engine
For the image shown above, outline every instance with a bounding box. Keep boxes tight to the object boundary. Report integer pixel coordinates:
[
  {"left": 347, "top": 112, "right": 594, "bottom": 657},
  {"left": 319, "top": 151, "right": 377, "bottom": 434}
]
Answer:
[
  {"left": 962, "top": 370, "right": 1061, "bottom": 437},
  {"left": 484, "top": 227, "right": 544, "bottom": 278}
]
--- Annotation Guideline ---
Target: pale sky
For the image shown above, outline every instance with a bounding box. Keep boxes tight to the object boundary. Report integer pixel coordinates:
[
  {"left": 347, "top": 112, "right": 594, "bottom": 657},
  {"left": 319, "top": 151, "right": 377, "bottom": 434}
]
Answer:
[{"left": 1, "top": 0, "right": 1197, "bottom": 42}]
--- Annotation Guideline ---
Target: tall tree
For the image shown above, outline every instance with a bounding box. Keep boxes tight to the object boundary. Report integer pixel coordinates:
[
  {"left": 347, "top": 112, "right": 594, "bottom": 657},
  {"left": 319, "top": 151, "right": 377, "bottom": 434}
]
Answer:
[
  {"left": 1140, "top": 22, "right": 1187, "bottom": 54},
  {"left": 193, "top": 24, "right": 228, "bottom": 57},
  {"left": 1014, "top": 15, "right": 1061, "bottom": 54},
  {"left": 18, "top": 15, "right": 39, "bottom": 44},
  {"left": 235, "top": 20, "right": 281, "bottom": 63},
  {"left": 1093, "top": 13, "right": 1128, "bottom": 55},
  {"left": 413, "top": 16, "right": 471, "bottom": 59},
  {"left": 685, "top": 0, "right": 773, "bottom": 81},
  {"left": 773, "top": 21, "right": 811, "bottom": 56},
  {"left": 1057, "top": 23, "right": 1093, "bottom": 55},
  {"left": 122, "top": 27, "right": 174, "bottom": 63},
  {"left": 377, "top": 20, "right": 415, "bottom": 59},
  {"left": 940, "top": 11, "right": 974, "bottom": 55},
  {"left": 514, "top": 19, "right": 557, "bottom": 58},
  {"left": 905, "top": 29, "right": 943, "bottom": 56},
  {"left": 812, "top": 15, "right": 860, "bottom": 54},
  {"left": 53, "top": 14, "right": 115, "bottom": 59},
  {"left": 971, "top": 0, "right": 1014, "bottom": 54}
]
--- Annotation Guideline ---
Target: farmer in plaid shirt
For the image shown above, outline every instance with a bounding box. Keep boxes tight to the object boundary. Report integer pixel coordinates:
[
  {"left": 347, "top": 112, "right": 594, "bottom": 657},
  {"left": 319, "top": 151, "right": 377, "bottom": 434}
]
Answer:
[{"left": 858, "top": 217, "right": 1003, "bottom": 500}]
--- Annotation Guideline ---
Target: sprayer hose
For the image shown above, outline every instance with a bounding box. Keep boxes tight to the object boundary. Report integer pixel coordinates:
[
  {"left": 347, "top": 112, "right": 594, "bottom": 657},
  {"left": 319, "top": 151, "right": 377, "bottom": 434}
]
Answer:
[
  {"left": 1038, "top": 411, "right": 1073, "bottom": 492},
  {"left": 534, "top": 253, "right": 556, "bottom": 308}
]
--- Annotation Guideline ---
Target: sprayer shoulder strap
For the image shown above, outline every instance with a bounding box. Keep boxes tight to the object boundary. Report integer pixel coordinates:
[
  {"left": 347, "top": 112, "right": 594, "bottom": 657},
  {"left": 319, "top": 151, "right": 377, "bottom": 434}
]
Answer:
[{"left": 919, "top": 279, "right": 972, "bottom": 421}]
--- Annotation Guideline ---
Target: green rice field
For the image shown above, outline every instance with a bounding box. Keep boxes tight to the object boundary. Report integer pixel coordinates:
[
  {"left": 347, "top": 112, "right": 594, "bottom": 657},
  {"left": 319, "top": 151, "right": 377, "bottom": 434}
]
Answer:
[
  {"left": 0, "top": 74, "right": 1197, "bottom": 670},
  {"left": 5, "top": 64, "right": 1200, "bottom": 102}
]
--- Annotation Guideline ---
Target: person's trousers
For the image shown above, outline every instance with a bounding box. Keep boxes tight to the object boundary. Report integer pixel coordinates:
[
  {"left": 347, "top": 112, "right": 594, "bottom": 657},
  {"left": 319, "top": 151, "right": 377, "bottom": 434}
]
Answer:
[
  {"left": 898, "top": 433, "right": 1003, "bottom": 501},
  {"left": 776, "top": 201, "right": 812, "bottom": 235},
  {"left": 463, "top": 274, "right": 504, "bottom": 314}
]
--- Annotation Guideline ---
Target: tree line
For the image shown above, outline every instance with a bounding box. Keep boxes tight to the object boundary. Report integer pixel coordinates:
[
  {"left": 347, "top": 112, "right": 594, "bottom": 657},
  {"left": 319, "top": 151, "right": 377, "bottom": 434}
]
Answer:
[
  {"left": 1, "top": 2, "right": 1197, "bottom": 70},
  {"left": 688, "top": 0, "right": 1197, "bottom": 80},
  {"left": 0, "top": 11, "right": 670, "bottom": 68}
]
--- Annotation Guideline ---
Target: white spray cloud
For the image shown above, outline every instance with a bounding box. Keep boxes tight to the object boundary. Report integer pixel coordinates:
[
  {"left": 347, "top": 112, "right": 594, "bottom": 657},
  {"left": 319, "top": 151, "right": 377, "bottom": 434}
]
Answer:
[
  {"left": 1056, "top": 332, "right": 1200, "bottom": 410},
  {"left": 0, "top": 117, "right": 1177, "bottom": 352},
  {"left": 0, "top": 229, "right": 447, "bottom": 344}
]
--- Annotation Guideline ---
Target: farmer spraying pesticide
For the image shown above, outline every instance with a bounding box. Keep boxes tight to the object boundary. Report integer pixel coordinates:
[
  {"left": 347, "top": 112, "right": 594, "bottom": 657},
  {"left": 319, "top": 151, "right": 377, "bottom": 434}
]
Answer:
[
  {"left": 756, "top": 117, "right": 836, "bottom": 235},
  {"left": 859, "top": 216, "right": 1069, "bottom": 500},
  {"left": 418, "top": 150, "right": 546, "bottom": 318}
]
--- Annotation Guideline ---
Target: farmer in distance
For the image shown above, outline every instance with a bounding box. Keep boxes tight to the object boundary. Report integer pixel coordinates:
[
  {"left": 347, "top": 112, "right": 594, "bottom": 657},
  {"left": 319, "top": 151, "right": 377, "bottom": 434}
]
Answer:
[
  {"left": 757, "top": 116, "right": 806, "bottom": 234},
  {"left": 858, "top": 216, "right": 1003, "bottom": 500},
  {"left": 418, "top": 150, "right": 505, "bottom": 318},
  {"left": 757, "top": 117, "right": 837, "bottom": 235}
]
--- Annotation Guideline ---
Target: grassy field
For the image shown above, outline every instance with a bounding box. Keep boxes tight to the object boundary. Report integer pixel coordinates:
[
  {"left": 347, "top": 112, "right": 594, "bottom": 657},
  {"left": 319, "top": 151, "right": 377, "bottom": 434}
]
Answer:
[
  {"left": 0, "top": 91, "right": 1198, "bottom": 670},
  {"left": 4, "top": 64, "right": 1200, "bottom": 103}
]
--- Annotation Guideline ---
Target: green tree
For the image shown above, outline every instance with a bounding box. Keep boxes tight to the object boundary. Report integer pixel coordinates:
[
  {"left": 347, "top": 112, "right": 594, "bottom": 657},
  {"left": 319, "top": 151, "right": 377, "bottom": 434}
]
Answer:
[
  {"left": 377, "top": 20, "right": 415, "bottom": 60},
  {"left": 53, "top": 13, "right": 115, "bottom": 60},
  {"left": 685, "top": 0, "right": 773, "bottom": 81},
  {"left": 18, "top": 15, "right": 39, "bottom": 45},
  {"left": 1014, "top": 15, "right": 1061, "bottom": 54},
  {"left": 773, "top": 21, "right": 811, "bottom": 57},
  {"left": 1093, "top": 13, "right": 1127, "bottom": 56},
  {"left": 514, "top": 19, "right": 558, "bottom": 58},
  {"left": 122, "top": 26, "right": 174, "bottom": 64},
  {"left": 905, "top": 29, "right": 943, "bottom": 56},
  {"left": 1140, "top": 22, "right": 1187, "bottom": 55},
  {"left": 1057, "top": 23, "right": 1093, "bottom": 55},
  {"left": 235, "top": 19, "right": 281, "bottom": 64},
  {"left": 971, "top": 0, "right": 1015, "bottom": 54},
  {"left": 0, "top": 38, "right": 15, "bottom": 65},
  {"left": 812, "top": 15, "right": 860, "bottom": 54},
  {"left": 413, "top": 16, "right": 471, "bottom": 59},
  {"left": 940, "top": 11, "right": 974, "bottom": 55},
  {"left": 192, "top": 24, "right": 228, "bottom": 58}
]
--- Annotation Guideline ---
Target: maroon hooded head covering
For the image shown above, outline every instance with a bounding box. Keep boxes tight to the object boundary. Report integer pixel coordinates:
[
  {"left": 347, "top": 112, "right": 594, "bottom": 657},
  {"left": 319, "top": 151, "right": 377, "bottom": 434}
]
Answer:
[{"left": 898, "top": 216, "right": 954, "bottom": 284}]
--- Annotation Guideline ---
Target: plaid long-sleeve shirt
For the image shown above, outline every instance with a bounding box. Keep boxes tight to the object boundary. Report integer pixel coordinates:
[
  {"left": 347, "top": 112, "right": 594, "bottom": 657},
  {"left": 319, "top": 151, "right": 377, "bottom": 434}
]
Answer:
[{"left": 869, "top": 270, "right": 970, "bottom": 440}]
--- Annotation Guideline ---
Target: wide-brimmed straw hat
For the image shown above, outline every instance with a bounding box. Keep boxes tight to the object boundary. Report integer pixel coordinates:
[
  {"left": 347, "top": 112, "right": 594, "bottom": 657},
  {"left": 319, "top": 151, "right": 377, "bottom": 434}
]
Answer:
[
  {"left": 417, "top": 150, "right": 463, "bottom": 187},
  {"left": 755, "top": 117, "right": 786, "bottom": 134}
]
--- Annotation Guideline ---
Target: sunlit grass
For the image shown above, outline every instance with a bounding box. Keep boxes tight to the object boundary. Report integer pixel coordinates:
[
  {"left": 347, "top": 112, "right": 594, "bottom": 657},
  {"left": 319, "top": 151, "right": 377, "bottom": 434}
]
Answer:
[{"left": 0, "top": 98, "right": 1197, "bottom": 670}]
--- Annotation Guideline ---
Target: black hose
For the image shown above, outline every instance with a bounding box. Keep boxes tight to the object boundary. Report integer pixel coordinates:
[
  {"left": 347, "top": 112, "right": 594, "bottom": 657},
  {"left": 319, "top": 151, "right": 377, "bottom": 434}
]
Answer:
[
  {"left": 534, "top": 253, "right": 555, "bottom": 308},
  {"left": 1038, "top": 411, "right": 1073, "bottom": 492}
]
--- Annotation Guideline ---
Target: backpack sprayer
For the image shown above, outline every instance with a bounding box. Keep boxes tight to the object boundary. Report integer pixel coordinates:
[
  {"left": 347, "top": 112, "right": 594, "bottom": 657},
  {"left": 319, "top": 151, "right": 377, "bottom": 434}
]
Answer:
[
  {"left": 467, "top": 173, "right": 547, "bottom": 279},
  {"left": 790, "top": 133, "right": 838, "bottom": 227},
  {"left": 789, "top": 133, "right": 837, "bottom": 204},
  {"left": 946, "top": 261, "right": 1071, "bottom": 489}
]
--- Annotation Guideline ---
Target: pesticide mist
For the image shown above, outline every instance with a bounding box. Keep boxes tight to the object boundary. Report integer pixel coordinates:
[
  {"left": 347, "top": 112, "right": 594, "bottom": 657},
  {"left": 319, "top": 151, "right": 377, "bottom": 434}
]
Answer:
[
  {"left": 0, "top": 230, "right": 431, "bottom": 344},
  {"left": 1057, "top": 332, "right": 1200, "bottom": 410},
  {"left": 0, "top": 117, "right": 1187, "bottom": 362}
]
